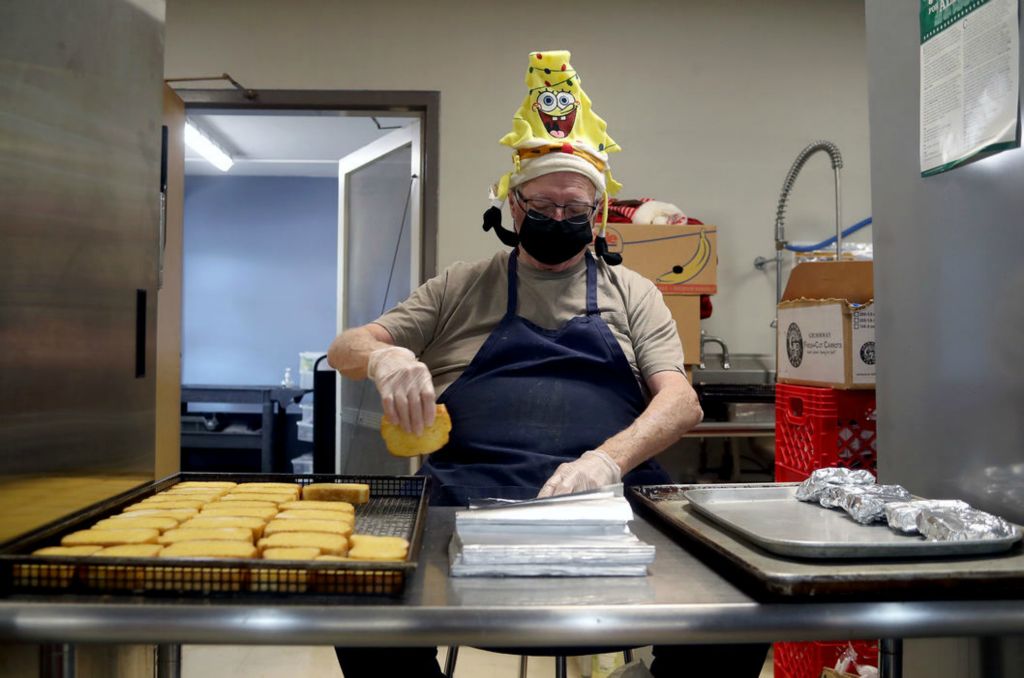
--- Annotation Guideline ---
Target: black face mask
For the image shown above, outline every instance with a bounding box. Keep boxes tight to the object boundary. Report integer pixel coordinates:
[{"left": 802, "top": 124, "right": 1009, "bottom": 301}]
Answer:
[
  {"left": 481, "top": 206, "right": 623, "bottom": 266},
  {"left": 517, "top": 212, "right": 593, "bottom": 265}
]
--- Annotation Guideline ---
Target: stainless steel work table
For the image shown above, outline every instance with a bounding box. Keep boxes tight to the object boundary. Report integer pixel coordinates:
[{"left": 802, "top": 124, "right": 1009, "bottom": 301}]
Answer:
[
  {"left": 685, "top": 421, "right": 775, "bottom": 438},
  {"left": 2, "top": 508, "right": 1022, "bottom": 650}
]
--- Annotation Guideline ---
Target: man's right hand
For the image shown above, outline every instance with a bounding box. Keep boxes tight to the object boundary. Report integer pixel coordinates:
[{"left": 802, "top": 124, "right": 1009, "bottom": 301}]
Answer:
[{"left": 367, "top": 346, "right": 436, "bottom": 436}]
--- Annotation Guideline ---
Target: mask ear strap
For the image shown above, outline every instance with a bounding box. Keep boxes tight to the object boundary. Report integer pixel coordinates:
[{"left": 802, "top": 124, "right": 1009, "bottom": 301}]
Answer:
[
  {"left": 594, "top": 194, "right": 622, "bottom": 265},
  {"left": 482, "top": 205, "right": 520, "bottom": 248}
]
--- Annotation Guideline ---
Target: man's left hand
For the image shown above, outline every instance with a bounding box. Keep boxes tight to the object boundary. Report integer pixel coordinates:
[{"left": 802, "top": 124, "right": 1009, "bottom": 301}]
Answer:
[{"left": 537, "top": 450, "right": 622, "bottom": 498}]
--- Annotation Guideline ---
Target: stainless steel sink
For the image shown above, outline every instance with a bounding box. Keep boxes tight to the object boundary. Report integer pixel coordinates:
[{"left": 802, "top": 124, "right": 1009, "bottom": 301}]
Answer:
[
  {"left": 693, "top": 353, "right": 776, "bottom": 426},
  {"left": 694, "top": 353, "right": 775, "bottom": 385}
]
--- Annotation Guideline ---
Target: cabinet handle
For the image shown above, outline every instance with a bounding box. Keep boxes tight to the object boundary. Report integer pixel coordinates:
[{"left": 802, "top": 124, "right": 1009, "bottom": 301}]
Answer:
[
  {"left": 135, "top": 289, "right": 146, "bottom": 378},
  {"left": 158, "top": 125, "right": 168, "bottom": 289}
]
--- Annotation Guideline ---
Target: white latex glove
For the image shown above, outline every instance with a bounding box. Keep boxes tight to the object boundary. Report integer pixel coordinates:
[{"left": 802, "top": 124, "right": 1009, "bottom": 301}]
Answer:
[
  {"left": 367, "top": 346, "right": 436, "bottom": 435},
  {"left": 537, "top": 450, "right": 622, "bottom": 498}
]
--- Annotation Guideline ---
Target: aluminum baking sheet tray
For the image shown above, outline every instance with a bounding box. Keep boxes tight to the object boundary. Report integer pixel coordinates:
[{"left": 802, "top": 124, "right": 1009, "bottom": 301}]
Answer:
[
  {"left": 631, "top": 483, "right": 1024, "bottom": 598},
  {"left": 679, "top": 485, "right": 1024, "bottom": 561},
  {"left": 682, "top": 485, "right": 1021, "bottom": 559}
]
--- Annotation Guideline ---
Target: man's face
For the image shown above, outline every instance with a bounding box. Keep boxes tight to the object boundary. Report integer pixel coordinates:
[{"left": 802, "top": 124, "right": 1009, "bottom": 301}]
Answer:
[{"left": 509, "top": 171, "right": 598, "bottom": 232}]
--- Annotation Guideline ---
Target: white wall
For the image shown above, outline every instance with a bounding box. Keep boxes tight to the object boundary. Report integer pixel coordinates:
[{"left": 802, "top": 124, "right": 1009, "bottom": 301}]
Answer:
[{"left": 166, "top": 0, "right": 871, "bottom": 355}]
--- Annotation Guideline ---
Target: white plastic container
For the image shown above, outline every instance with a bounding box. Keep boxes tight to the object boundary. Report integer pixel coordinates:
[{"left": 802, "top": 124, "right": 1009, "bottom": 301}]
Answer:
[
  {"left": 296, "top": 420, "right": 313, "bottom": 443},
  {"left": 300, "top": 403, "right": 314, "bottom": 423},
  {"left": 291, "top": 452, "right": 313, "bottom": 474},
  {"left": 299, "top": 352, "right": 324, "bottom": 389}
]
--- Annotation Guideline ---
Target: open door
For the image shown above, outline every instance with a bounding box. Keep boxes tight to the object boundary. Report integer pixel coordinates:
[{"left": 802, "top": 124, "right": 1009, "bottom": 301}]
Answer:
[
  {"left": 336, "top": 121, "right": 422, "bottom": 474},
  {"left": 156, "top": 84, "right": 185, "bottom": 479}
]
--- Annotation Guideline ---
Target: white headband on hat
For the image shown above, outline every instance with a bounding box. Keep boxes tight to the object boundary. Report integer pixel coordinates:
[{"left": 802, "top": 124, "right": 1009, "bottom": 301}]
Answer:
[{"left": 507, "top": 145, "right": 606, "bottom": 195}]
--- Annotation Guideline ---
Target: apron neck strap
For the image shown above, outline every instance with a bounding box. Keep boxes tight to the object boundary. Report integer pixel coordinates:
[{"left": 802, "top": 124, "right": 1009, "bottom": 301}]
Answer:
[
  {"left": 507, "top": 249, "right": 519, "bottom": 316},
  {"left": 505, "top": 249, "right": 600, "bottom": 317},
  {"left": 584, "top": 251, "right": 599, "bottom": 315}
]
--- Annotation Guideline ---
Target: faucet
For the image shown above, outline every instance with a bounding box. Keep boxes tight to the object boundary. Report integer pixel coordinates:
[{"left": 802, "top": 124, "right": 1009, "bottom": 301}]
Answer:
[
  {"left": 753, "top": 140, "right": 843, "bottom": 364},
  {"left": 699, "top": 330, "right": 731, "bottom": 370},
  {"left": 753, "top": 140, "right": 844, "bottom": 303}
]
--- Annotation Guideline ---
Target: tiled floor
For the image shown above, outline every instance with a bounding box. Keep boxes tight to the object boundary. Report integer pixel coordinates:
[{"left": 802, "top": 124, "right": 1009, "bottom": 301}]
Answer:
[
  {"left": 182, "top": 646, "right": 581, "bottom": 678},
  {"left": 182, "top": 644, "right": 773, "bottom": 677}
]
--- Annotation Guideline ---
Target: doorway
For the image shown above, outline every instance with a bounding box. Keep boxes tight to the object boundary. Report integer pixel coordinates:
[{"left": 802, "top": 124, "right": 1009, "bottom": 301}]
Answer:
[{"left": 172, "top": 88, "right": 439, "bottom": 474}]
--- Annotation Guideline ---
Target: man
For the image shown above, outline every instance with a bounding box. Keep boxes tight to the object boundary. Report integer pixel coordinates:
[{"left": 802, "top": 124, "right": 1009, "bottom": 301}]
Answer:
[
  {"left": 330, "top": 50, "right": 700, "bottom": 504},
  {"left": 329, "top": 50, "right": 767, "bottom": 677},
  {"left": 329, "top": 165, "right": 699, "bottom": 503}
]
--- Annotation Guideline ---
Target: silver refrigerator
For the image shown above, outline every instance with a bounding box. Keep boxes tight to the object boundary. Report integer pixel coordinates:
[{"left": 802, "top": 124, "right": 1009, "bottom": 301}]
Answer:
[
  {"left": 866, "top": 1, "right": 1024, "bottom": 676},
  {"left": 0, "top": 0, "right": 165, "bottom": 541}
]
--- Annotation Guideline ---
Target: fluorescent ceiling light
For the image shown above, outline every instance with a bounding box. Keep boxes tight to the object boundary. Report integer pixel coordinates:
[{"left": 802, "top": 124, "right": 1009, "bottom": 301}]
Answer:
[{"left": 184, "top": 120, "right": 234, "bottom": 172}]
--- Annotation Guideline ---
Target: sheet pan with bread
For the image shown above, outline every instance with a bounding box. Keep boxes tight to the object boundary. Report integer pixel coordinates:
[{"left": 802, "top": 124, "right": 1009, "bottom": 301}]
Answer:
[{"left": 0, "top": 473, "right": 428, "bottom": 597}]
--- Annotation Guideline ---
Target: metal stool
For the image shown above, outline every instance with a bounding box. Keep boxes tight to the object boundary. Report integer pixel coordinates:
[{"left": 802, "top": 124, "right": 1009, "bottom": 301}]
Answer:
[{"left": 443, "top": 646, "right": 634, "bottom": 678}]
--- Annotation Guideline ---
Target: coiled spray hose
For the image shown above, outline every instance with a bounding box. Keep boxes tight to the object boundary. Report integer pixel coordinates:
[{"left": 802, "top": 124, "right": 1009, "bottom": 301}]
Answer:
[{"left": 773, "top": 141, "right": 844, "bottom": 302}]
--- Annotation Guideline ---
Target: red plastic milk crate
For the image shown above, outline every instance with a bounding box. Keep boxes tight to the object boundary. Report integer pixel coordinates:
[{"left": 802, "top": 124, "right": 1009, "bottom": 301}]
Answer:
[
  {"left": 774, "top": 383, "right": 877, "bottom": 482},
  {"left": 773, "top": 384, "right": 879, "bottom": 677},
  {"left": 774, "top": 640, "right": 880, "bottom": 678}
]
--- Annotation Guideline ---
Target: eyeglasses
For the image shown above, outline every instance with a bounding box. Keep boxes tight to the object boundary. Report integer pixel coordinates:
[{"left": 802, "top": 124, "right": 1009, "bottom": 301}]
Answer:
[{"left": 514, "top": 191, "right": 599, "bottom": 225}]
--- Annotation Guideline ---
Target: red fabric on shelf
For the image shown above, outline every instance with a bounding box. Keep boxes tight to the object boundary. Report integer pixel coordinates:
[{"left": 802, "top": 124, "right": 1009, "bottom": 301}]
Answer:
[
  {"left": 606, "top": 198, "right": 704, "bottom": 225},
  {"left": 700, "top": 295, "right": 713, "bottom": 319}
]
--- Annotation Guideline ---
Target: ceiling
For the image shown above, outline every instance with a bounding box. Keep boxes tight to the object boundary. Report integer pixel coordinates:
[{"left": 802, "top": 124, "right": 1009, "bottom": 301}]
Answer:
[{"left": 184, "top": 110, "right": 418, "bottom": 178}]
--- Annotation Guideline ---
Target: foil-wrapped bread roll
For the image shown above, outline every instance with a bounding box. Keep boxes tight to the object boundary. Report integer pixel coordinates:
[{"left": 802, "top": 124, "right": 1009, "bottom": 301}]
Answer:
[
  {"left": 794, "top": 467, "right": 876, "bottom": 502},
  {"left": 884, "top": 499, "right": 970, "bottom": 533},
  {"left": 917, "top": 506, "right": 1020, "bottom": 541},
  {"left": 838, "top": 484, "right": 912, "bottom": 524}
]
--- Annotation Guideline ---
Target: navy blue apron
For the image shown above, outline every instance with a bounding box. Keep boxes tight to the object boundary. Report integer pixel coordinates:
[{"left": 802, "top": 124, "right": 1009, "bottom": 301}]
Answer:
[{"left": 419, "top": 249, "right": 670, "bottom": 507}]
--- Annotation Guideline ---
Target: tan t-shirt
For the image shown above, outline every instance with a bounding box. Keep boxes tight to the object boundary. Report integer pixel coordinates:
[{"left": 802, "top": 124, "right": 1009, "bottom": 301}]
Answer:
[{"left": 373, "top": 251, "right": 687, "bottom": 396}]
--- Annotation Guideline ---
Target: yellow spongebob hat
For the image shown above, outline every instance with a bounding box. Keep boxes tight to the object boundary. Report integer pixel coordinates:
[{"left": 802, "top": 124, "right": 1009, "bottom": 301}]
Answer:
[{"left": 493, "top": 50, "right": 621, "bottom": 201}]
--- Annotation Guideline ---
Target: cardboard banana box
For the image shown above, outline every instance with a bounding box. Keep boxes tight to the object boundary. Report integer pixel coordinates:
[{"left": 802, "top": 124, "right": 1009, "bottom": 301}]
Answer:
[{"left": 603, "top": 224, "right": 718, "bottom": 296}]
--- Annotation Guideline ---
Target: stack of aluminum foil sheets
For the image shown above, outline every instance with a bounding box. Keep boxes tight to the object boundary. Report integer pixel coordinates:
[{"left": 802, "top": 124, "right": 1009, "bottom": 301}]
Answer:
[{"left": 449, "top": 486, "right": 655, "bottom": 577}]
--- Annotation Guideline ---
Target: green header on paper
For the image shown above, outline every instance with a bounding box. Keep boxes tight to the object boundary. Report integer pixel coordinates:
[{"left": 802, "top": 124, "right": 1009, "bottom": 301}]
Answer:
[
  {"left": 921, "top": 139, "right": 1020, "bottom": 176},
  {"left": 921, "top": 0, "right": 992, "bottom": 43}
]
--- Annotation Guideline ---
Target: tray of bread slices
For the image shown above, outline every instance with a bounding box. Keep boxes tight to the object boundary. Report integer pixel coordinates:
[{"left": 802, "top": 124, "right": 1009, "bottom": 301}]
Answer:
[{"left": 0, "top": 473, "right": 428, "bottom": 597}]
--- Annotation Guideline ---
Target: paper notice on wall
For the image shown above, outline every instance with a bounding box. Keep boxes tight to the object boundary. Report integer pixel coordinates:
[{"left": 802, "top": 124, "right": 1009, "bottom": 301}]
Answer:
[{"left": 920, "top": 0, "right": 1020, "bottom": 176}]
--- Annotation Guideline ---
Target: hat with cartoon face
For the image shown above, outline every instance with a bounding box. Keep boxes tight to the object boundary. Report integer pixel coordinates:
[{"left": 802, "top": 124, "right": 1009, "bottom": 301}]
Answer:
[
  {"left": 492, "top": 50, "right": 621, "bottom": 200},
  {"left": 484, "top": 50, "right": 624, "bottom": 264}
]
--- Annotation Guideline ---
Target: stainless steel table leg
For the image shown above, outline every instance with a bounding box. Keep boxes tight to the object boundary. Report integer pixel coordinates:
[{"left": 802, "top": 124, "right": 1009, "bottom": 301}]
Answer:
[
  {"left": 261, "top": 395, "right": 274, "bottom": 472},
  {"left": 879, "top": 638, "right": 902, "bottom": 678},
  {"left": 444, "top": 646, "right": 459, "bottom": 677},
  {"left": 156, "top": 643, "right": 181, "bottom": 678},
  {"left": 39, "top": 643, "right": 75, "bottom": 678}
]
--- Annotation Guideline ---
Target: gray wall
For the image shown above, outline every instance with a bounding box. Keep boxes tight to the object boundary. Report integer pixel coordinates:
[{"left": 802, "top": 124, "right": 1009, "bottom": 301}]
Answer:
[
  {"left": 866, "top": 0, "right": 1024, "bottom": 525},
  {"left": 182, "top": 176, "right": 337, "bottom": 385}
]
